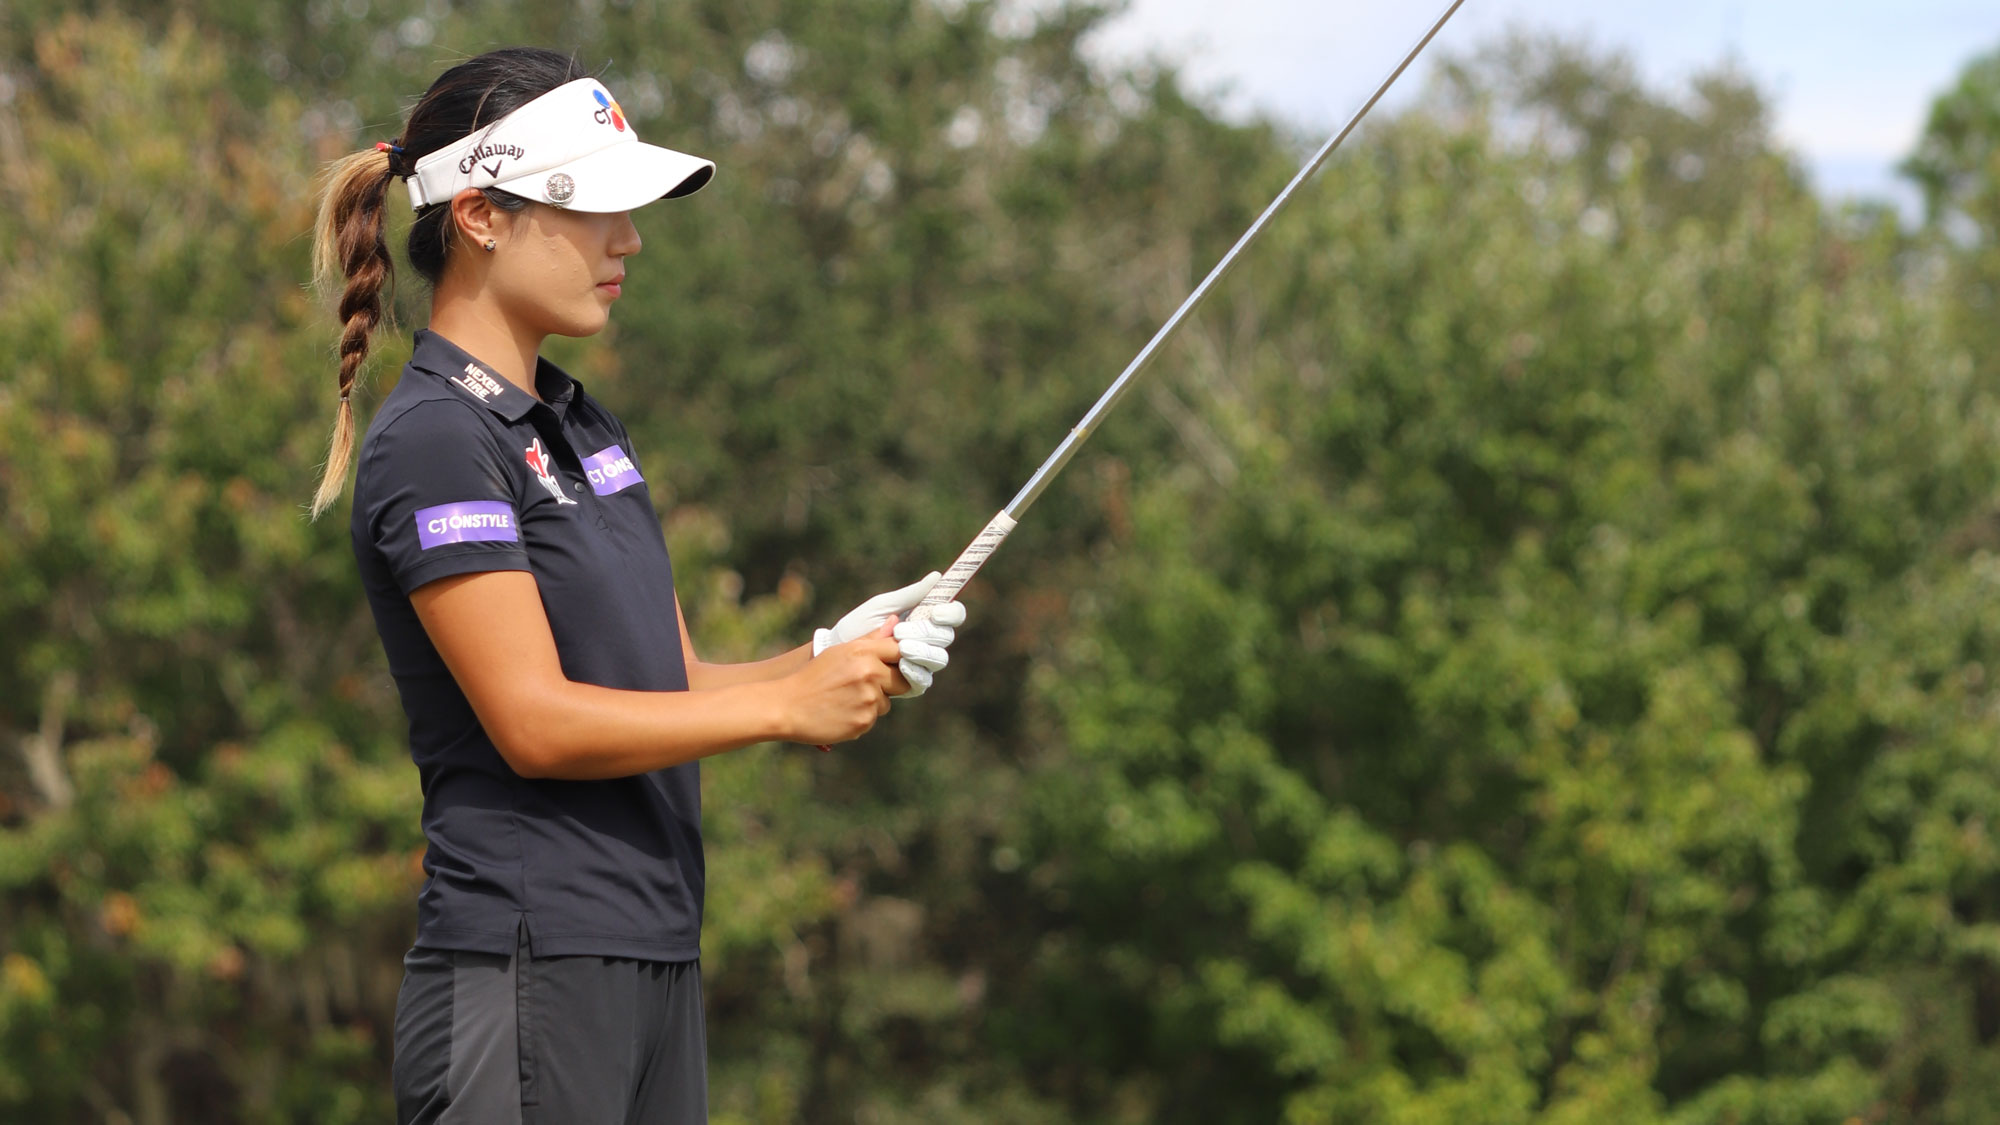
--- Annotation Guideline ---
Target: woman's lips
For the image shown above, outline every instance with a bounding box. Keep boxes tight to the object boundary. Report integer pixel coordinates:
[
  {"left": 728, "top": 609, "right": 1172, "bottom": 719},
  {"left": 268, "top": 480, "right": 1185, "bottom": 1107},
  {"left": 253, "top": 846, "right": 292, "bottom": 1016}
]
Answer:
[{"left": 597, "top": 275, "right": 624, "bottom": 298}]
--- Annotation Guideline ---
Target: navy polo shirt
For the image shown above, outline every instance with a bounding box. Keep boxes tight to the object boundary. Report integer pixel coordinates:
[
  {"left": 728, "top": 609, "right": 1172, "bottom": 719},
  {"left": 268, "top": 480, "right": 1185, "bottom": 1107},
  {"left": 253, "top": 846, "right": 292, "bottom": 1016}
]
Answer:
[{"left": 351, "top": 329, "right": 702, "bottom": 961}]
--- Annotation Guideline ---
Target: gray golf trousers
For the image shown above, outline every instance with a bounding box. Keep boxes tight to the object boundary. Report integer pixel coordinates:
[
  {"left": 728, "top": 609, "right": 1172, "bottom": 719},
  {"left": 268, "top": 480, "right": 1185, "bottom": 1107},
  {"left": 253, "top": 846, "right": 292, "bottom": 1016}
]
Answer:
[{"left": 392, "top": 923, "right": 707, "bottom": 1124}]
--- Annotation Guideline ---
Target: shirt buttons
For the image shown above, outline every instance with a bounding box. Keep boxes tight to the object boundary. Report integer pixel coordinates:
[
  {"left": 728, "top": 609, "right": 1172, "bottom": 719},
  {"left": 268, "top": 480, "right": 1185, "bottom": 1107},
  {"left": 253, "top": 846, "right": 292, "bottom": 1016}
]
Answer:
[{"left": 573, "top": 482, "right": 584, "bottom": 492}]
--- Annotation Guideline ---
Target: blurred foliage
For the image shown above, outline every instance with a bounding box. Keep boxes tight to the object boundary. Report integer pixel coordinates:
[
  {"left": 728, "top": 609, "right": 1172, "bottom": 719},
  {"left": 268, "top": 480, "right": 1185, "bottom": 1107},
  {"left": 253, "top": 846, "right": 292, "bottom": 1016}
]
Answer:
[
  {"left": 1028, "top": 47, "right": 2000, "bottom": 1120},
  {"left": 1904, "top": 42, "right": 2000, "bottom": 371},
  {"left": 3, "top": 3, "right": 2000, "bottom": 1123}
]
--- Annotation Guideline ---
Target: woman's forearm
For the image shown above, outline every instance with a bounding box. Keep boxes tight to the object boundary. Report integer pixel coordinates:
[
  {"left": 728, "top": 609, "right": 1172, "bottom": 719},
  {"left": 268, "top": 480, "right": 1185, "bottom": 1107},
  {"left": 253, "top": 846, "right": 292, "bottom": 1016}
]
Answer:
[
  {"left": 686, "top": 643, "right": 813, "bottom": 691},
  {"left": 418, "top": 572, "right": 807, "bottom": 778},
  {"left": 414, "top": 573, "right": 897, "bottom": 779},
  {"left": 508, "top": 639, "right": 898, "bottom": 779},
  {"left": 505, "top": 678, "right": 791, "bottom": 779}
]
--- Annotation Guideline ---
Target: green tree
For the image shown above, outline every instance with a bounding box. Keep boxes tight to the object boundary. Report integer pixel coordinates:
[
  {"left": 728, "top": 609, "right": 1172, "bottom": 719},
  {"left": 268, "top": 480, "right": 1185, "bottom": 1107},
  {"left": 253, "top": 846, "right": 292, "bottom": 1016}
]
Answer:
[
  {"left": 1905, "top": 43, "right": 2000, "bottom": 368},
  {"left": 0, "top": 16, "right": 422, "bottom": 1121},
  {"left": 1017, "top": 45, "right": 2000, "bottom": 1125}
]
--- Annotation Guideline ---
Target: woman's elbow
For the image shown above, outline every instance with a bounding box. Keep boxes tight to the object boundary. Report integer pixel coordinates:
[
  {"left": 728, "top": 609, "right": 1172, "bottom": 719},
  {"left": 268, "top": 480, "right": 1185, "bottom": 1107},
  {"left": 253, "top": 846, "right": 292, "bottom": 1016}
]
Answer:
[{"left": 486, "top": 711, "right": 563, "bottom": 779}]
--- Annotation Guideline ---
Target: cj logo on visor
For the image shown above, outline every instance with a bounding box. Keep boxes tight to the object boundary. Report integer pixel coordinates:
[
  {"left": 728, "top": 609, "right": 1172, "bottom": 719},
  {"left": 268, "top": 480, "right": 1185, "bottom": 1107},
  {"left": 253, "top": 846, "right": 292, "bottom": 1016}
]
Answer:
[{"left": 593, "top": 89, "right": 627, "bottom": 132}]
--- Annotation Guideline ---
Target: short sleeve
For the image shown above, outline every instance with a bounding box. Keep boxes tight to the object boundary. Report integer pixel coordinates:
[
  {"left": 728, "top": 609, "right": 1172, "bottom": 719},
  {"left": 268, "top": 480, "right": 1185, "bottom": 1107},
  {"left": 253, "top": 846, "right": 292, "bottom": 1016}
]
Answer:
[{"left": 357, "top": 399, "right": 532, "bottom": 595}]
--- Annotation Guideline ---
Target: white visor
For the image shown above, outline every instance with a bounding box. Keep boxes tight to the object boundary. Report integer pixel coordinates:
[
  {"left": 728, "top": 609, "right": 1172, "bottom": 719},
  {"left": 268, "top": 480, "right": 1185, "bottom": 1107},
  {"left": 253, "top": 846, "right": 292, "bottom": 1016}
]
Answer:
[{"left": 406, "top": 78, "right": 714, "bottom": 213}]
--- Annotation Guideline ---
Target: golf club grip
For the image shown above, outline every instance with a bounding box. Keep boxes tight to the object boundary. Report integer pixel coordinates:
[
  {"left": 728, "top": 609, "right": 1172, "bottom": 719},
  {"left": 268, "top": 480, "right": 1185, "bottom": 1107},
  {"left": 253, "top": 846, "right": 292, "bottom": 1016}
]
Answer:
[{"left": 910, "top": 509, "right": 1018, "bottom": 623}]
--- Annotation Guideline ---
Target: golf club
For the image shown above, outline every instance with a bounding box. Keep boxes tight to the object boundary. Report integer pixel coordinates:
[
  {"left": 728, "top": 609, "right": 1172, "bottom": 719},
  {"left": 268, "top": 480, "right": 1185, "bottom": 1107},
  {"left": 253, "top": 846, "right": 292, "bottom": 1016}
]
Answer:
[
  {"left": 821, "top": 0, "right": 1467, "bottom": 748},
  {"left": 915, "top": 0, "right": 1468, "bottom": 613}
]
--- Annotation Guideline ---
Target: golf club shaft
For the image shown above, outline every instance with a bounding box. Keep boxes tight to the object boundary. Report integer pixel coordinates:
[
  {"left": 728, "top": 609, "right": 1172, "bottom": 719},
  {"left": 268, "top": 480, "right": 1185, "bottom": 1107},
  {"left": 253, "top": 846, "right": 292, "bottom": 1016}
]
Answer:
[{"left": 914, "top": 0, "right": 1469, "bottom": 614}]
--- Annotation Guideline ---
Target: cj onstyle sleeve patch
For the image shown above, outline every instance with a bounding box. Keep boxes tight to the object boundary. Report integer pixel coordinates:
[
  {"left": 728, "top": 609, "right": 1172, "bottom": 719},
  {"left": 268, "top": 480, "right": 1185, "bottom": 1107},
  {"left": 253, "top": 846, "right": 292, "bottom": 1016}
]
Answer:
[
  {"left": 415, "top": 501, "right": 520, "bottom": 548},
  {"left": 359, "top": 399, "right": 533, "bottom": 595}
]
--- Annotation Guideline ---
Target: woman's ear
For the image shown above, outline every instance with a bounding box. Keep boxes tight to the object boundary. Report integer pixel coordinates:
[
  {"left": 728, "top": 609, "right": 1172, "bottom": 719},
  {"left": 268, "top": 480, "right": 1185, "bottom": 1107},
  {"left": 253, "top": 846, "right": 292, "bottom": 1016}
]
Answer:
[{"left": 449, "top": 189, "right": 501, "bottom": 253}]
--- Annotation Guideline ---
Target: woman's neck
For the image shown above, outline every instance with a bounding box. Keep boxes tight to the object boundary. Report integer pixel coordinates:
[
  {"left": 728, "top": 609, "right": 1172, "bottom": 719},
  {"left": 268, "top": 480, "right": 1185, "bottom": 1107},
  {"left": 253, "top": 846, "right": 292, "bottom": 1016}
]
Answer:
[{"left": 427, "top": 293, "right": 546, "bottom": 402}]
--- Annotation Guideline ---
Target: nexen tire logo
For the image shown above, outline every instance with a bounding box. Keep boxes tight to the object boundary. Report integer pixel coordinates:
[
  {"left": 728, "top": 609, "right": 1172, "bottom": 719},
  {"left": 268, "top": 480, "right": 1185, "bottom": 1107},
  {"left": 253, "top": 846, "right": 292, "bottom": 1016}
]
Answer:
[
  {"left": 414, "top": 501, "right": 520, "bottom": 549},
  {"left": 451, "top": 363, "right": 507, "bottom": 403}
]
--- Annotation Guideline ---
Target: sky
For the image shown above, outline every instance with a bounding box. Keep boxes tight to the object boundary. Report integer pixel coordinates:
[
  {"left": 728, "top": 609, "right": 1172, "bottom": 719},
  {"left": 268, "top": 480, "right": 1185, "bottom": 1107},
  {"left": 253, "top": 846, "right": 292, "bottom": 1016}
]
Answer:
[{"left": 1085, "top": 1, "right": 2000, "bottom": 216}]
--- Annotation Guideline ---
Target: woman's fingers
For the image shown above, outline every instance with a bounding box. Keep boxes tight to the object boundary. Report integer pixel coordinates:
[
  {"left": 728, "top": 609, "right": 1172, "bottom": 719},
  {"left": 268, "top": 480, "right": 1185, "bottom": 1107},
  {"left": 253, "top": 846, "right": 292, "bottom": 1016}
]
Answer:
[
  {"left": 893, "top": 603, "right": 958, "bottom": 702},
  {"left": 796, "top": 634, "right": 908, "bottom": 742},
  {"left": 807, "top": 604, "right": 952, "bottom": 731},
  {"left": 897, "top": 640, "right": 948, "bottom": 674},
  {"left": 924, "top": 602, "right": 967, "bottom": 628},
  {"left": 897, "top": 659, "right": 933, "bottom": 699},
  {"left": 894, "top": 619, "right": 954, "bottom": 648}
]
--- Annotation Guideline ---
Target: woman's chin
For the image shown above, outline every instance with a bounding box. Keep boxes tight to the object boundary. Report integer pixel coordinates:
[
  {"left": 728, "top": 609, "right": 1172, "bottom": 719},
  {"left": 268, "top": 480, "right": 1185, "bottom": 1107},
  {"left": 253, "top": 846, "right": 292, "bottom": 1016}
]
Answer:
[{"left": 550, "top": 309, "right": 614, "bottom": 338}]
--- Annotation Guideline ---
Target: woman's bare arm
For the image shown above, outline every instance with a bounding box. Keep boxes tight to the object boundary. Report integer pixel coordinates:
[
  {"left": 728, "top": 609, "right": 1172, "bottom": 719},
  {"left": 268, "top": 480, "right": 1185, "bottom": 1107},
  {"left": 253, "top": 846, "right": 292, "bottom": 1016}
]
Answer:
[
  {"left": 412, "top": 570, "right": 902, "bottom": 780},
  {"left": 673, "top": 593, "right": 815, "bottom": 691}
]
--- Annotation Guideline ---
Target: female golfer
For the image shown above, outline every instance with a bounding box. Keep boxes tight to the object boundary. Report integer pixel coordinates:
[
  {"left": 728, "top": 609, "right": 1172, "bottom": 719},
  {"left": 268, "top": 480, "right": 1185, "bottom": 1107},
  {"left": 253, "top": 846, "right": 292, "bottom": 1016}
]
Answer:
[{"left": 309, "top": 47, "right": 964, "bottom": 1123}]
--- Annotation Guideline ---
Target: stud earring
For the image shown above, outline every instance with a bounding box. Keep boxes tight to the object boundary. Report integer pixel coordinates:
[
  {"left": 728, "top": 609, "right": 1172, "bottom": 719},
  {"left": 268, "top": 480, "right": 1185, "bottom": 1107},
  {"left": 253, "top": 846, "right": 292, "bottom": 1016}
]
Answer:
[{"left": 482, "top": 239, "right": 497, "bottom": 252}]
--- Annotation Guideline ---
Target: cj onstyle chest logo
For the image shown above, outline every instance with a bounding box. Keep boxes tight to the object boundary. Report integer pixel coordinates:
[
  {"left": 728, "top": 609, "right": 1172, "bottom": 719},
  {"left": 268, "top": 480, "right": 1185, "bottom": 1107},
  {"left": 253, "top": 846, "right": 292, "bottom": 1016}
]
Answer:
[{"left": 524, "top": 438, "right": 578, "bottom": 506}]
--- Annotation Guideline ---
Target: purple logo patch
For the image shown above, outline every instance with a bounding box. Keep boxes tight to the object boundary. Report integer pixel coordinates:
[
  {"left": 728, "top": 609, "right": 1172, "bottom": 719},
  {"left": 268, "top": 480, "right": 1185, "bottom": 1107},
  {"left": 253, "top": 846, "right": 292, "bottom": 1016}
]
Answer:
[
  {"left": 415, "top": 501, "right": 519, "bottom": 549},
  {"left": 582, "top": 445, "right": 644, "bottom": 496}
]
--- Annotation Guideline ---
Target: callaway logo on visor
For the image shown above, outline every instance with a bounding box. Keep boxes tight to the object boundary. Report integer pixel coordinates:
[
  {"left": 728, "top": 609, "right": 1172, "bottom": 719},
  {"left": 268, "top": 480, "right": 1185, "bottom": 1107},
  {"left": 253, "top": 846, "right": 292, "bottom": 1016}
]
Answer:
[
  {"left": 404, "top": 78, "right": 713, "bottom": 214},
  {"left": 458, "top": 141, "right": 526, "bottom": 179}
]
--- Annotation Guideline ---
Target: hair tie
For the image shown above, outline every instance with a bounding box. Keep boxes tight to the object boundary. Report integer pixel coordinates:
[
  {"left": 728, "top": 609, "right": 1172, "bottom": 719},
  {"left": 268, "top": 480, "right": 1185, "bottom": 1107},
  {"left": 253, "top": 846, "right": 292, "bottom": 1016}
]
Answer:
[{"left": 375, "top": 141, "right": 405, "bottom": 155}]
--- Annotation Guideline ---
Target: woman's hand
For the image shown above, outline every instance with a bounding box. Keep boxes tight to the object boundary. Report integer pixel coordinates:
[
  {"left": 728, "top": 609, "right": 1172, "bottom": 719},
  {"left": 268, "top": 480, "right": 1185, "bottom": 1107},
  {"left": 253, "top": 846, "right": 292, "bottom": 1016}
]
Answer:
[
  {"left": 815, "top": 573, "right": 941, "bottom": 654},
  {"left": 778, "top": 619, "right": 908, "bottom": 745},
  {"left": 816, "top": 573, "right": 968, "bottom": 700}
]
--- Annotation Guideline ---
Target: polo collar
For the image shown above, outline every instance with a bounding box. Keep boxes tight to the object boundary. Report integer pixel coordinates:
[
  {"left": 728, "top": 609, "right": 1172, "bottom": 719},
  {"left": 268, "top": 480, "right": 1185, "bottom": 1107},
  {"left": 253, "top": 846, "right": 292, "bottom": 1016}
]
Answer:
[{"left": 408, "top": 329, "right": 582, "bottom": 423}]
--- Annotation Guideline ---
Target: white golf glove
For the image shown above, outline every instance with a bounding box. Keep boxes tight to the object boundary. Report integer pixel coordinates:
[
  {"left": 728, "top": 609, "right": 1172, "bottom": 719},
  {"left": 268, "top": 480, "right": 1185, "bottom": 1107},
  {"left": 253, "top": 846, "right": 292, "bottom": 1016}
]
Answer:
[
  {"left": 891, "top": 600, "right": 966, "bottom": 698},
  {"left": 814, "top": 572, "right": 967, "bottom": 699}
]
